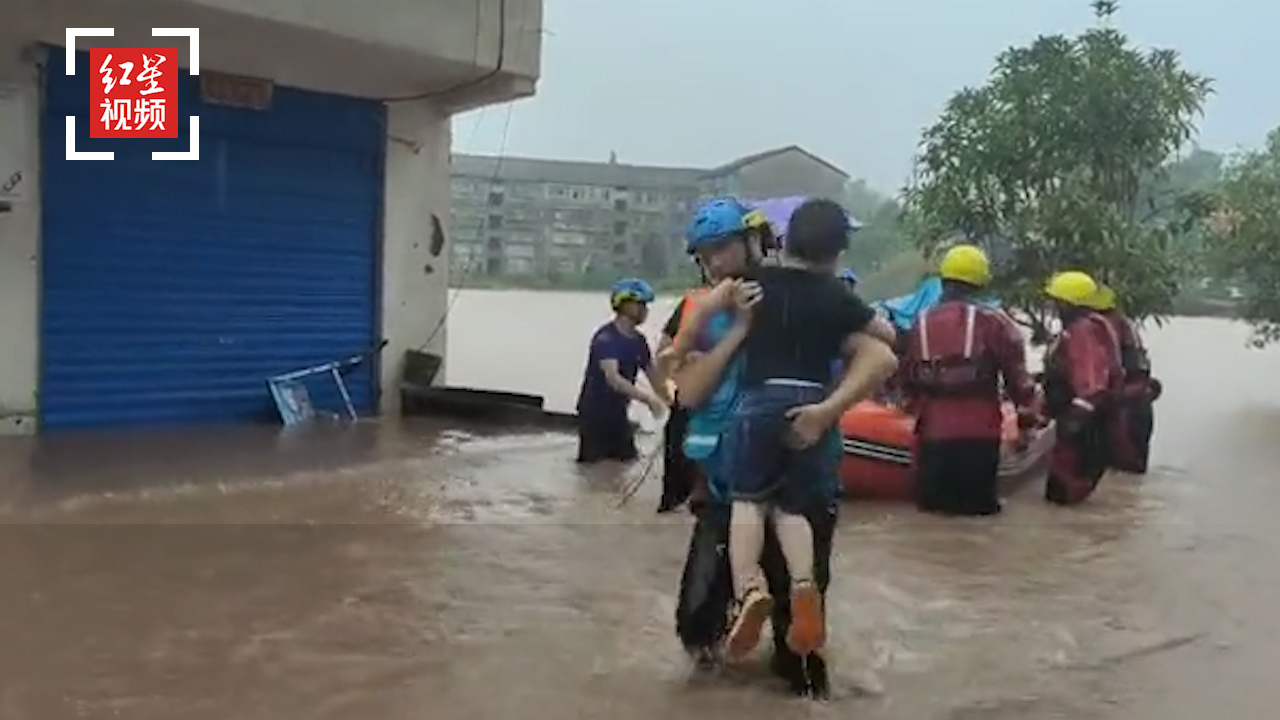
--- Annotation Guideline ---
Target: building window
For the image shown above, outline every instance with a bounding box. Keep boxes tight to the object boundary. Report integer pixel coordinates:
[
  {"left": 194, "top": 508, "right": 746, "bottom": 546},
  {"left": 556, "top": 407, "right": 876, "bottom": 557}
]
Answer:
[
  {"left": 488, "top": 214, "right": 503, "bottom": 229},
  {"left": 613, "top": 220, "right": 628, "bottom": 236},
  {"left": 612, "top": 242, "right": 627, "bottom": 255},
  {"left": 487, "top": 236, "right": 503, "bottom": 250},
  {"left": 487, "top": 191, "right": 504, "bottom": 207},
  {"left": 614, "top": 198, "right": 628, "bottom": 212},
  {"left": 571, "top": 189, "right": 582, "bottom": 200}
]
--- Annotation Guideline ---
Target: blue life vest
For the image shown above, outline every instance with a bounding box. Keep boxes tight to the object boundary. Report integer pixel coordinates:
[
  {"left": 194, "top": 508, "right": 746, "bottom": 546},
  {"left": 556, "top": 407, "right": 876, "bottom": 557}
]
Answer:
[{"left": 681, "top": 309, "right": 742, "bottom": 500}]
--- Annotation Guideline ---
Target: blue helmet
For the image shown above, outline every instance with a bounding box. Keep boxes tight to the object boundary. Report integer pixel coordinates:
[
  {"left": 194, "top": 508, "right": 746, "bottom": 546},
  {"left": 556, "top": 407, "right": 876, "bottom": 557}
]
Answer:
[
  {"left": 838, "top": 268, "right": 858, "bottom": 285},
  {"left": 609, "top": 277, "right": 655, "bottom": 308},
  {"left": 685, "top": 197, "right": 749, "bottom": 254}
]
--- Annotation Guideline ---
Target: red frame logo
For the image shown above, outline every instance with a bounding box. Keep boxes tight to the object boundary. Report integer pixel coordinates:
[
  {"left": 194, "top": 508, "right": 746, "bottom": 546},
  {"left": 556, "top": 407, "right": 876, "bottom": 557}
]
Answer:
[{"left": 88, "top": 47, "right": 179, "bottom": 139}]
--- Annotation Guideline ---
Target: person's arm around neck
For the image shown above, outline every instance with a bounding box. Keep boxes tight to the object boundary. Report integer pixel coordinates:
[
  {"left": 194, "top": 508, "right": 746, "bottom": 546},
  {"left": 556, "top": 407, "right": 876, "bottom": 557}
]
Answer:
[
  {"left": 656, "top": 280, "right": 741, "bottom": 381},
  {"left": 673, "top": 320, "right": 749, "bottom": 408}
]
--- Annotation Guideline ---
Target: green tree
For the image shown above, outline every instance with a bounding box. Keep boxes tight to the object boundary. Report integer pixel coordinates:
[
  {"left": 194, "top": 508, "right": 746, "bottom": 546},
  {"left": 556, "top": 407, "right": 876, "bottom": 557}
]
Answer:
[
  {"left": 1138, "top": 148, "right": 1224, "bottom": 275},
  {"left": 902, "top": 0, "right": 1213, "bottom": 339},
  {"left": 1210, "top": 127, "right": 1280, "bottom": 347}
]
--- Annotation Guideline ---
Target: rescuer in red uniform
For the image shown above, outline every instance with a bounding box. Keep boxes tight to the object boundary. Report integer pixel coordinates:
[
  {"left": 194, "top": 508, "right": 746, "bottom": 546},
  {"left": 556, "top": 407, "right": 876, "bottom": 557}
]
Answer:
[
  {"left": 1088, "top": 284, "right": 1160, "bottom": 474},
  {"left": 902, "top": 245, "right": 1038, "bottom": 516},
  {"left": 1040, "top": 271, "right": 1123, "bottom": 505}
]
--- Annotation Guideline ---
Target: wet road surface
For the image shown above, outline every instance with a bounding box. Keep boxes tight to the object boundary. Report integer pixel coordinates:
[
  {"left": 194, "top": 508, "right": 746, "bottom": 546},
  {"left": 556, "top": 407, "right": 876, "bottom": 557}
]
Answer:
[{"left": 2, "top": 290, "right": 1279, "bottom": 720}]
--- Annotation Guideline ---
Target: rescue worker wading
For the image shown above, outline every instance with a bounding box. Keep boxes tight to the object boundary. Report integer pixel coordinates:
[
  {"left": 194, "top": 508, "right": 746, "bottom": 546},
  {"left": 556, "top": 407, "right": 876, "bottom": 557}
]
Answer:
[
  {"left": 902, "top": 245, "right": 1037, "bottom": 516},
  {"left": 1088, "top": 285, "right": 1159, "bottom": 474},
  {"left": 574, "top": 278, "right": 667, "bottom": 464},
  {"left": 660, "top": 198, "right": 836, "bottom": 697},
  {"left": 1041, "top": 271, "right": 1123, "bottom": 505}
]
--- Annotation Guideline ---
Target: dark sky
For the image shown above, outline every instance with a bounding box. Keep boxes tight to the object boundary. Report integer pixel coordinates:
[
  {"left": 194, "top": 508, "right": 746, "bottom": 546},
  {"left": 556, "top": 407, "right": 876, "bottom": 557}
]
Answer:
[{"left": 455, "top": 0, "right": 1279, "bottom": 193}]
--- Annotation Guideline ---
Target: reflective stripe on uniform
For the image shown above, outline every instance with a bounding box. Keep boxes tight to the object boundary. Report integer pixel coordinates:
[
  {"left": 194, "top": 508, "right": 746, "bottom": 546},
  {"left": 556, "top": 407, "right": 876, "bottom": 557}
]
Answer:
[{"left": 919, "top": 304, "right": 978, "bottom": 360}]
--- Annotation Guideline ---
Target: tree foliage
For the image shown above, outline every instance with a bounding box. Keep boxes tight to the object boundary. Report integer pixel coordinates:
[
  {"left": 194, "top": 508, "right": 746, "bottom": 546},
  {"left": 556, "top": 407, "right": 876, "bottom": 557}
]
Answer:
[
  {"left": 1210, "top": 127, "right": 1280, "bottom": 347},
  {"left": 902, "top": 1, "right": 1213, "bottom": 337},
  {"left": 844, "top": 180, "right": 911, "bottom": 273}
]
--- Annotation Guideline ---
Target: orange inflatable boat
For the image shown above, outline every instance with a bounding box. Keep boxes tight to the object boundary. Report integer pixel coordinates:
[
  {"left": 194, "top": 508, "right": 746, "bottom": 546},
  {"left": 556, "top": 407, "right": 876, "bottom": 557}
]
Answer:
[{"left": 838, "top": 400, "right": 1056, "bottom": 501}]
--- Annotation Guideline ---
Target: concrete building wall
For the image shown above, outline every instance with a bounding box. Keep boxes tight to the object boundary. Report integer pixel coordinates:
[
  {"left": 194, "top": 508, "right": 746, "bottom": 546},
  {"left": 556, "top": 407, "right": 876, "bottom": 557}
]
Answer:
[
  {"left": 0, "top": 52, "right": 41, "bottom": 434},
  {"left": 380, "top": 100, "right": 453, "bottom": 415}
]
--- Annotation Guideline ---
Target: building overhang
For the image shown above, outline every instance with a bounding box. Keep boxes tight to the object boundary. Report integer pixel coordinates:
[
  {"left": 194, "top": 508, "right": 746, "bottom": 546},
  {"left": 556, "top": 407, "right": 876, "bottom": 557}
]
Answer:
[{"left": 1, "top": 0, "right": 541, "bottom": 111}]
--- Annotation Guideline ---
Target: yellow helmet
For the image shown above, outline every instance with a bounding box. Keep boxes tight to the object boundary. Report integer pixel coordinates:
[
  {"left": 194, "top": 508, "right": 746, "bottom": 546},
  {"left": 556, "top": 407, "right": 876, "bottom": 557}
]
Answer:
[
  {"left": 1044, "top": 271, "right": 1099, "bottom": 306},
  {"left": 938, "top": 244, "right": 992, "bottom": 286},
  {"left": 1088, "top": 284, "right": 1117, "bottom": 311},
  {"left": 741, "top": 209, "right": 769, "bottom": 230}
]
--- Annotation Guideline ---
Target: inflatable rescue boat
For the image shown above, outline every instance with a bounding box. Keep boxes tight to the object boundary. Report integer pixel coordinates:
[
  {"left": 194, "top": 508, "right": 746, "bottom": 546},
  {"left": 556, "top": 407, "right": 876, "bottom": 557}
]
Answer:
[
  {"left": 838, "top": 400, "right": 1055, "bottom": 501},
  {"left": 839, "top": 276, "right": 1056, "bottom": 501}
]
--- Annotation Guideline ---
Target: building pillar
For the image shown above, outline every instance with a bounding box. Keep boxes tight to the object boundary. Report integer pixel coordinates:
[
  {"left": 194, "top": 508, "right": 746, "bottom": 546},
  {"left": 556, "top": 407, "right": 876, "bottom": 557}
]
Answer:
[
  {"left": 0, "top": 47, "right": 40, "bottom": 434},
  {"left": 378, "top": 99, "right": 452, "bottom": 414}
]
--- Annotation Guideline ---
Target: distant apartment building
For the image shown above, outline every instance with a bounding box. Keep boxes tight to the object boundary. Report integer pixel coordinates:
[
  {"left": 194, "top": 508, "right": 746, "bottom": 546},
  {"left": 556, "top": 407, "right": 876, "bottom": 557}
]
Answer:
[{"left": 449, "top": 145, "right": 850, "bottom": 279}]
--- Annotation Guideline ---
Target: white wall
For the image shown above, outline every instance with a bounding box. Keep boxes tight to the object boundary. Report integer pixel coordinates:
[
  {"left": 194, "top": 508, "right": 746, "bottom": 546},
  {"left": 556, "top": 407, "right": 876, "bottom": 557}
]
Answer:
[
  {"left": 379, "top": 100, "right": 453, "bottom": 414},
  {"left": 0, "top": 50, "right": 39, "bottom": 434}
]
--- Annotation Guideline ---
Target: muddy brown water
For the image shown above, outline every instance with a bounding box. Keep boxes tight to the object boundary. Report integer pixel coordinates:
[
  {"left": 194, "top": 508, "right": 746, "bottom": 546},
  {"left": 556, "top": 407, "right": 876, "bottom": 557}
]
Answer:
[{"left": 2, "top": 289, "right": 1278, "bottom": 720}]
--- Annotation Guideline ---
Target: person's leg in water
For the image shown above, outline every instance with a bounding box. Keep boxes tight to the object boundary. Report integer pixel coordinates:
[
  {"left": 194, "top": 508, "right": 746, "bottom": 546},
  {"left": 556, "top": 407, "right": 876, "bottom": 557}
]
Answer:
[
  {"left": 951, "top": 439, "right": 1002, "bottom": 515},
  {"left": 676, "top": 438, "right": 735, "bottom": 670},
  {"left": 725, "top": 499, "right": 773, "bottom": 660},
  {"left": 722, "top": 383, "right": 827, "bottom": 661},
  {"left": 1046, "top": 413, "right": 1109, "bottom": 505},
  {"left": 771, "top": 431, "right": 836, "bottom": 657},
  {"left": 657, "top": 402, "right": 695, "bottom": 512},
  {"left": 916, "top": 438, "right": 1001, "bottom": 516},
  {"left": 719, "top": 385, "right": 789, "bottom": 661},
  {"left": 764, "top": 380, "right": 839, "bottom": 657},
  {"left": 576, "top": 408, "right": 638, "bottom": 463},
  {"left": 772, "top": 507, "right": 823, "bottom": 654},
  {"left": 767, "top": 499, "right": 837, "bottom": 698},
  {"left": 675, "top": 498, "right": 732, "bottom": 669}
]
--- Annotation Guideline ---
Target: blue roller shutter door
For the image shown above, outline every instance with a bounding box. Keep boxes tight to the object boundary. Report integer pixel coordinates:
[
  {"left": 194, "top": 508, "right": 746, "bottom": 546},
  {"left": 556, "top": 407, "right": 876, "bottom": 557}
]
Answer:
[{"left": 40, "top": 48, "right": 384, "bottom": 430}]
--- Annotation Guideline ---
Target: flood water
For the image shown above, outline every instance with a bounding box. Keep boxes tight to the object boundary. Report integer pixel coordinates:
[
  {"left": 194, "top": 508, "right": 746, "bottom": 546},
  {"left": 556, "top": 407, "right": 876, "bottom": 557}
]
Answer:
[{"left": 2, "top": 288, "right": 1279, "bottom": 720}]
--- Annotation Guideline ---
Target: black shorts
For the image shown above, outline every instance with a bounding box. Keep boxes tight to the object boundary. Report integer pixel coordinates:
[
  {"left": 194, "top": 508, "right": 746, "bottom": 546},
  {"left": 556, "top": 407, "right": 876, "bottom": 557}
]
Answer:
[
  {"left": 915, "top": 437, "right": 1002, "bottom": 516},
  {"left": 575, "top": 410, "right": 637, "bottom": 463}
]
